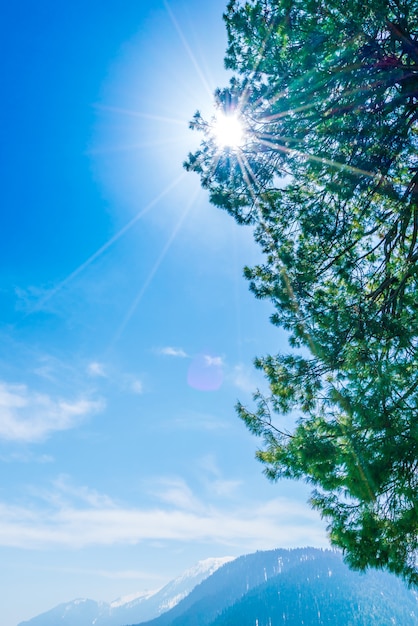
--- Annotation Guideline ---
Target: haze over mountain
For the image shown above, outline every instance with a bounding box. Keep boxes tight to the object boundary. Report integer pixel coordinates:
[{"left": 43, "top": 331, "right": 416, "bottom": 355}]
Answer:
[
  {"left": 18, "top": 557, "right": 234, "bottom": 626},
  {"left": 19, "top": 548, "right": 418, "bottom": 626}
]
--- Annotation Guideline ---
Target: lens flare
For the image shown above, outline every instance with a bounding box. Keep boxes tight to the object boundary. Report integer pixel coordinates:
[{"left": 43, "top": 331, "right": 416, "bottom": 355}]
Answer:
[{"left": 187, "top": 353, "right": 224, "bottom": 391}]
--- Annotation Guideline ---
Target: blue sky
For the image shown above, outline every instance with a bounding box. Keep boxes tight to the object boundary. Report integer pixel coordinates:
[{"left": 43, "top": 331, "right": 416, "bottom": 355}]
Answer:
[{"left": 1, "top": 2, "right": 329, "bottom": 625}]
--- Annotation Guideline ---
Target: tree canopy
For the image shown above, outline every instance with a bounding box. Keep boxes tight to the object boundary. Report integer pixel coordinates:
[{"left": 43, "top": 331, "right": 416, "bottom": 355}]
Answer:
[{"left": 185, "top": 0, "right": 418, "bottom": 585}]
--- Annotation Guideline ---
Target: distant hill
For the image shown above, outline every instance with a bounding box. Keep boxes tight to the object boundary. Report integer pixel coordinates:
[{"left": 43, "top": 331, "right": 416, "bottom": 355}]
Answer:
[
  {"left": 18, "top": 557, "right": 234, "bottom": 626},
  {"left": 18, "top": 548, "right": 418, "bottom": 626},
  {"left": 138, "top": 548, "right": 418, "bottom": 626}
]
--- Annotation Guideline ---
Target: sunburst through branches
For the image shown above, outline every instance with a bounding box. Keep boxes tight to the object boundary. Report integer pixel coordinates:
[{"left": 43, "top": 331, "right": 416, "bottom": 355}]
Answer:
[{"left": 212, "top": 111, "right": 245, "bottom": 149}]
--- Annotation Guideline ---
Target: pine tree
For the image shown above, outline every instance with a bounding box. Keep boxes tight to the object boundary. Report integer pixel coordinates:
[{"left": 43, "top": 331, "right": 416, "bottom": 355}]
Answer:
[{"left": 185, "top": 0, "right": 418, "bottom": 585}]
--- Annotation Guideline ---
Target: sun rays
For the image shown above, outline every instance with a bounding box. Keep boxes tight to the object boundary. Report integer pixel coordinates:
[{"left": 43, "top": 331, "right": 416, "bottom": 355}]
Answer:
[
  {"left": 23, "top": 0, "right": 386, "bottom": 357},
  {"left": 110, "top": 185, "right": 201, "bottom": 348},
  {"left": 24, "top": 2, "right": 226, "bottom": 349},
  {"left": 212, "top": 112, "right": 245, "bottom": 149},
  {"left": 29, "top": 173, "right": 187, "bottom": 314},
  {"left": 23, "top": 0, "right": 380, "bottom": 355},
  {"left": 163, "top": 0, "right": 214, "bottom": 101}
]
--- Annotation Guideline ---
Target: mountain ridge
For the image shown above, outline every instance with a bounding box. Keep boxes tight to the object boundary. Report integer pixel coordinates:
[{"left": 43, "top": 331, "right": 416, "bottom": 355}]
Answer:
[
  {"left": 18, "top": 557, "right": 234, "bottom": 626},
  {"left": 137, "top": 548, "right": 418, "bottom": 626},
  {"left": 18, "top": 548, "right": 418, "bottom": 626}
]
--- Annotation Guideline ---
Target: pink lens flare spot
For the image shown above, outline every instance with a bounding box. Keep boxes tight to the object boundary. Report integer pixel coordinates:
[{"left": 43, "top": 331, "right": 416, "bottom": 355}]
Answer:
[{"left": 187, "top": 353, "right": 224, "bottom": 391}]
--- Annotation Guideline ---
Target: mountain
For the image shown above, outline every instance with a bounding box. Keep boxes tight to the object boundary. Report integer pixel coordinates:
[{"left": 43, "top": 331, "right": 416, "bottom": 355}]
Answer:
[
  {"left": 18, "top": 549, "right": 418, "bottom": 626},
  {"left": 138, "top": 548, "right": 418, "bottom": 626},
  {"left": 18, "top": 557, "right": 234, "bottom": 626},
  {"left": 211, "top": 552, "right": 418, "bottom": 626}
]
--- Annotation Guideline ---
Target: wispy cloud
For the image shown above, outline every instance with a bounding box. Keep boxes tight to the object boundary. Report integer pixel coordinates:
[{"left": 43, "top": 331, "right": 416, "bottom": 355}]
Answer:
[
  {"left": 0, "top": 451, "right": 54, "bottom": 464},
  {"left": 150, "top": 477, "right": 203, "bottom": 512},
  {"left": 37, "top": 564, "right": 165, "bottom": 582},
  {"left": 129, "top": 378, "right": 143, "bottom": 394},
  {"left": 52, "top": 475, "right": 116, "bottom": 508},
  {"left": 158, "top": 346, "right": 188, "bottom": 358},
  {"left": 87, "top": 360, "right": 144, "bottom": 394},
  {"left": 32, "top": 354, "right": 81, "bottom": 386},
  {"left": 87, "top": 361, "right": 107, "bottom": 377},
  {"left": 198, "top": 455, "right": 242, "bottom": 497},
  {"left": 86, "top": 359, "right": 144, "bottom": 395},
  {"left": 0, "top": 382, "right": 104, "bottom": 443},
  {"left": 228, "top": 363, "right": 258, "bottom": 393},
  {"left": 203, "top": 355, "right": 223, "bottom": 367},
  {"left": 0, "top": 478, "right": 328, "bottom": 550}
]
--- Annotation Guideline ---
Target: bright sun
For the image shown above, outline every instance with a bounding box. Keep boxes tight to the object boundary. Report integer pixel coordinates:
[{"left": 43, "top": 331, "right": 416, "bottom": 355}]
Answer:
[{"left": 212, "top": 112, "right": 244, "bottom": 149}]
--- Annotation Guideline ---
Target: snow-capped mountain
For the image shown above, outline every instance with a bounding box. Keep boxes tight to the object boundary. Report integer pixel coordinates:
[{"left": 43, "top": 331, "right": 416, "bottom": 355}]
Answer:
[
  {"left": 138, "top": 548, "right": 418, "bottom": 626},
  {"left": 18, "top": 557, "right": 235, "bottom": 626}
]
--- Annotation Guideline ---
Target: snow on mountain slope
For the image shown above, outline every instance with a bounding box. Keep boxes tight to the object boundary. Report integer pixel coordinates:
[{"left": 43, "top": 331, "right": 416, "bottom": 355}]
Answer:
[
  {"left": 18, "top": 557, "right": 235, "bottom": 626},
  {"left": 109, "top": 589, "right": 159, "bottom": 610},
  {"left": 141, "top": 557, "right": 236, "bottom": 615}
]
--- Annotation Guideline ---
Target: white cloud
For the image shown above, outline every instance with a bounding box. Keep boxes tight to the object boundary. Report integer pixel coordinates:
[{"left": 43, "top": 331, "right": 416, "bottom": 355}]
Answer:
[
  {"left": 149, "top": 477, "right": 203, "bottom": 512},
  {"left": 87, "top": 361, "right": 107, "bottom": 377},
  {"left": 158, "top": 347, "right": 188, "bottom": 358},
  {"left": 0, "top": 498, "right": 327, "bottom": 551},
  {"left": 86, "top": 360, "right": 143, "bottom": 395},
  {"left": 211, "top": 479, "right": 242, "bottom": 497},
  {"left": 0, "top": 479, "right": 328, "bottom": 551},
  {"left": 203, "top": 355, "right": 223, "bottom": 367},
  {"left": 0, "top": 382, "right": 104, "bottom": 443},
  {"left": 52, "top": 475, "right": 116, "bottom": 508}
]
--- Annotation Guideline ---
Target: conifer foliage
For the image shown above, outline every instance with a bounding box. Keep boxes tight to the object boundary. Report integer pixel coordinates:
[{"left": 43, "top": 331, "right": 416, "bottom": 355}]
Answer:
[{"left": 185, "top": 0, "right": 418, "bottom": 585}]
